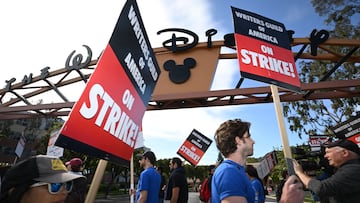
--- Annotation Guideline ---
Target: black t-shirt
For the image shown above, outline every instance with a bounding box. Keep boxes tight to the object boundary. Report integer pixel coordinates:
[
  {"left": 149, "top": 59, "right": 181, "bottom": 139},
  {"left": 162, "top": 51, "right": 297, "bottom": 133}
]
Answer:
[
  {"left": 65, "top": 176, "right": 87, "bottom": 203},
  {"left": 165, "top": 167, "right": 188, "bottom": 203}
]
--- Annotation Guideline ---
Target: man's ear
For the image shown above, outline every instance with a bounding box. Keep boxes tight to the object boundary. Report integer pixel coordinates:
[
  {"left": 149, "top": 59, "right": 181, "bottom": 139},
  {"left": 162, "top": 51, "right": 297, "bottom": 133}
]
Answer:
[
  {"left": 342, "top": 149, "right": 351, "bottom": 157},
  {"left": 235, "top": 136, "right": 243, "bottom": 145}
]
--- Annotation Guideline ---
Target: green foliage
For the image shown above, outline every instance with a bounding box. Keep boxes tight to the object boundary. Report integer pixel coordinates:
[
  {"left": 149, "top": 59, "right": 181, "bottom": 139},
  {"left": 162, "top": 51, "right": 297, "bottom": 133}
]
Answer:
[
  {"left": 283, "top": 0, "right": 360, "bottom": 138},
  {"left": 185, "top": 164, "right": 207, "bottom": 180},
  {"left": 0, "top": 120, "right": 12, "bottom": 138},
  {"left": 247, "top": 157, "right": 259, "bottom": 163},
  {"left": 268, "top": 150, "right": 286, "bottom": 184},
  {"left": 311, "top": 0, "right": 360, "bottom": 37},
  {"left": 156, "top": 158, "right": 171, "bottom": 179}
]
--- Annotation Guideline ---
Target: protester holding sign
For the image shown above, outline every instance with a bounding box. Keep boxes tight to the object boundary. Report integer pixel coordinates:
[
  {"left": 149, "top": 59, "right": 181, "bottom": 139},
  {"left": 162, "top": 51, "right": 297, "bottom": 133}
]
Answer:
[
  {"left": 211, "top": 118, "right": 304, "bottom": 203},
  {"left": 294, "top": 139, "right": 360, "bottom": 203}
]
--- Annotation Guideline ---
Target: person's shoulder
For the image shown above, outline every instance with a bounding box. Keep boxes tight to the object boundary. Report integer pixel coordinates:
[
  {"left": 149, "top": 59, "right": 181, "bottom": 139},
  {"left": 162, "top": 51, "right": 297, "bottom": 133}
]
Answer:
[
  {"left": 215, "top": 161, "right": 241, "bottom": 173},
  {"left": 73, "top": 176, "right": 87, "bottom": 184},
  {"left": 153, "top": 169, "right": 161, "bottom": 178},
  {"left": 347, "top": 158, "right": 360, "bottom": 165},
  {"left": 214, "top": 164, "right": 244, "bottom": 181},
  {"left": 253, "top": 178, "right": 262, "bottom": 185},
  {"left": 339, "top": 159, "right": 360, "bottom": 171},
  {"left": 173, "top": 171, "right": 184, "bottom": 177},
  {"left": 172, "top": 170, "right": 186, "bottom": 180},
  {"left": 141, "top": 168, "right": 153, "bottom": 176}
]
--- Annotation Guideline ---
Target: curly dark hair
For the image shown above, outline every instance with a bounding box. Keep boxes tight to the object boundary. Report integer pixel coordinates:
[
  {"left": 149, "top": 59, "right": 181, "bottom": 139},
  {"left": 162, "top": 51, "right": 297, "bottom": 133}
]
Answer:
[{"left": 214, "top": 119, "right": 250, "bottom": 157}]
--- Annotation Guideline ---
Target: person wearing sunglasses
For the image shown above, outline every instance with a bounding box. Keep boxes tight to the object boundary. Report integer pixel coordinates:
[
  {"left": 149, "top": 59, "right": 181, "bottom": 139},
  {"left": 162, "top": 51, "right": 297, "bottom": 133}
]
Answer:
[{"left": 0, "top": 155, "right": 85, "bottom": 203}]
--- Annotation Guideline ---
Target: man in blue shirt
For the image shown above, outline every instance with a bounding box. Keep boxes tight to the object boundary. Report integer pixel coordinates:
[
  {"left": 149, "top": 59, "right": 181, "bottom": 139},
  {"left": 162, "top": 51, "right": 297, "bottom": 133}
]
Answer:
[
  {"left": 212, "top": 119, "right": 304, "bottom": 203},
  {"left": 136, "top": 151, "right": 161, "bottom": 203},
  {"left": 211, "top": 118, "right": 256, "bottom": 203}
]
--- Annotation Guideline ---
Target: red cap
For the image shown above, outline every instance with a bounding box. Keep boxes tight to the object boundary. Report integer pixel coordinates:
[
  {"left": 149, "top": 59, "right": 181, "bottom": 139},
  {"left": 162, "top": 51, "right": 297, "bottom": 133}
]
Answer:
[{"left": 65, "top": 158, "right": 83, "bottom": 167}]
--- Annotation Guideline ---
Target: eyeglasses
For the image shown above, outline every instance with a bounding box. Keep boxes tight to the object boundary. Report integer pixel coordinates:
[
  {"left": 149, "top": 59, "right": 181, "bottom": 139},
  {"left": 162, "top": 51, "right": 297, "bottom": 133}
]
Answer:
[{"left": 31, "top": 181, "right": 73, "bottom": 194}]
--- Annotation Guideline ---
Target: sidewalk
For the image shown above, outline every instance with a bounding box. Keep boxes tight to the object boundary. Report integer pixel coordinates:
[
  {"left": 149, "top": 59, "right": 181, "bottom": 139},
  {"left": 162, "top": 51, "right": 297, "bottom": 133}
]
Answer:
[
  {"left": 94, "top": 193, "right": 279, "bottom": 203},
  {"left": 95, "top": 194, "right": 129, "bottom": 203},
  {"left": 94, "top": 192, "right": 314, "bottom": 203},
  {"left": 94, "top": 192, "right": 202, "bottom": 203}
]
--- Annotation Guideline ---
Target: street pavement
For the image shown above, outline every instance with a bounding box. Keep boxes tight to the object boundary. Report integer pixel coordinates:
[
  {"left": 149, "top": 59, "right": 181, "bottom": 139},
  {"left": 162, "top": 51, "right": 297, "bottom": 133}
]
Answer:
[{"left": 95, "top": 192, "right": 278, "bottom": 203}]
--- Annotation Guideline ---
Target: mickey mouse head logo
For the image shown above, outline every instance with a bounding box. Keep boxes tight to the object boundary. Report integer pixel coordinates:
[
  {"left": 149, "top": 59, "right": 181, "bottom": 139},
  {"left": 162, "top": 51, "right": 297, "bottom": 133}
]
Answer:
[{"left": 163, "top": 58, "right": 196, "bottom": 84}]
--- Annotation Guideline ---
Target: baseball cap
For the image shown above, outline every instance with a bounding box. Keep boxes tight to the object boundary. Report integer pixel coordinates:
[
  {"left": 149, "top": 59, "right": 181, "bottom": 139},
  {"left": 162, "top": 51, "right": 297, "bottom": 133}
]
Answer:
[
  {"left": 137, "top": 151, "right": 156, "bottom": 164},
  {"left": 65, "top": 158, "right": 83, "bottom": 167},
  {"left": 1, "top": 155, "right": 84, "bottom": 194},
  {"left": 327, "top": 139, "right": 360, "bottom": 155}
]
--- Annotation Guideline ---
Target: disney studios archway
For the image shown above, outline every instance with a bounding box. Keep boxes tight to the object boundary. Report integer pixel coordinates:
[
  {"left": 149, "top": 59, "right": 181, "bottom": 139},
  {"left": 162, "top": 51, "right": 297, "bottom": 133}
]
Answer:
[{"left": 1, "top": 29, "right": 359, "bottom": 158}]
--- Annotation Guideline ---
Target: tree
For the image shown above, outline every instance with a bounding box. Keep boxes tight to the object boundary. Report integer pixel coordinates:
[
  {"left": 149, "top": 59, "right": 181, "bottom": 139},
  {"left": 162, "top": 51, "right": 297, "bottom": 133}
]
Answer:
[
  {"left": 247, "top": 157, "right": 259, "bottom": 163},
  {"left": 184, "top": 164, "right": 207, "bottom": 190},
  {"left": 268, "top": 150, "right": 286, "bottom": 184},
  {"left": 103, "top": 162, "right": 129, "bottom": 197},
  {"left": 0, "top": 120, "right": 12, "bottom": 139},
  {"left": 157, "top": 158, "right": 171, "bottom": 179},
  {"left": 283, "top": 0, "right": 360, "bottom": 138}
]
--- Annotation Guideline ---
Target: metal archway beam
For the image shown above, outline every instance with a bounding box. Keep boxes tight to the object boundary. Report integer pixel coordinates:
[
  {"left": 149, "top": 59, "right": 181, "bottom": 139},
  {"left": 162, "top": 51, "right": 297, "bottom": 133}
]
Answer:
[{"left": 1, "top": 79, "right": 359, "bottom": 120}]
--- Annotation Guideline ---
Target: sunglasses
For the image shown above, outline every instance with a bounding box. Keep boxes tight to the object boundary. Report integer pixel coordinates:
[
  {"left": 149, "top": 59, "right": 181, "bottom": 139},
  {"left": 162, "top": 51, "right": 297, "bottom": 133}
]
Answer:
[{"left": 31, "top": 181, "right": 73, "bottom": 194}]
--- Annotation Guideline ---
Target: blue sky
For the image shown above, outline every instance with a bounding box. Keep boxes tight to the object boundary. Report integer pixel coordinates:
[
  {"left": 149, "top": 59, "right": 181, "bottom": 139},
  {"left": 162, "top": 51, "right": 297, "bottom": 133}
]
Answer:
[{"left": 0, "top": 1, "right": 331, "bottom": 165}]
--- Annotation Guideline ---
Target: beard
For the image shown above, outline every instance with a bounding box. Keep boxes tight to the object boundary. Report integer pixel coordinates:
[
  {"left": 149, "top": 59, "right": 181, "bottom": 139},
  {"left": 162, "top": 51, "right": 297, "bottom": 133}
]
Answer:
[
  {"left": 139, "top": 161, "right": 145, "bottom": 168},
  {"left": 246, "top": 145, "right": 254, "bottom": 156}
]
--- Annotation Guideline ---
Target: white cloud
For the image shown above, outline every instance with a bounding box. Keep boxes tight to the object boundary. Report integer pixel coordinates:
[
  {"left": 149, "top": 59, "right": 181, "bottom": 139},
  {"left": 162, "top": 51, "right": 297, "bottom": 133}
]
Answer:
[{"left": 143, "top": 108, "right": 222, "bottom": 141}]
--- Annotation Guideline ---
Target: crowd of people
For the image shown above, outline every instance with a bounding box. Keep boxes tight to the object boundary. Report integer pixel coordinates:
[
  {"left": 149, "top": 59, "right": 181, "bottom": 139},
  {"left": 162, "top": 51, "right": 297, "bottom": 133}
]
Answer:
[
  {"left": 211, "top": 118, "right": 360, "bottom": 203},
  {"left": 1, "top": 117, "right": 359, "bottom": 203}
]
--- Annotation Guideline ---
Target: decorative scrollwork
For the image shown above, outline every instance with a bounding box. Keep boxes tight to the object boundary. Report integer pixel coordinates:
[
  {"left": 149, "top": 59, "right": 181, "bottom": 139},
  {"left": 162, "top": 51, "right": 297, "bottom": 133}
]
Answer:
[
  {"left": 310, "top": 29, "right": 329, "bottom": 56},
  {"left": 65, "top": 45, "right": 92, "bottom": 83}
]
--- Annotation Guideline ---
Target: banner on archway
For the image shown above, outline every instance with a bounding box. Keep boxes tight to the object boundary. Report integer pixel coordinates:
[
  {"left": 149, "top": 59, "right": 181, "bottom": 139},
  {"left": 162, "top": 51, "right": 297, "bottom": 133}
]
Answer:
[{"left": 56, "top": 0, "right": 160, "bottom": 165}]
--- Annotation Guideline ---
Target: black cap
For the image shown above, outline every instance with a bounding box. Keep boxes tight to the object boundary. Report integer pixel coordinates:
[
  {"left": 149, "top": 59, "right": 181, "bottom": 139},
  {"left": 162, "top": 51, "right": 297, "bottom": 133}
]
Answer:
[
  {"left": 138, "top": 151, "right": 156, "bottom": 164},
  {"left": 327, "top": 139, "right": 360, "bottom": 155}
]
